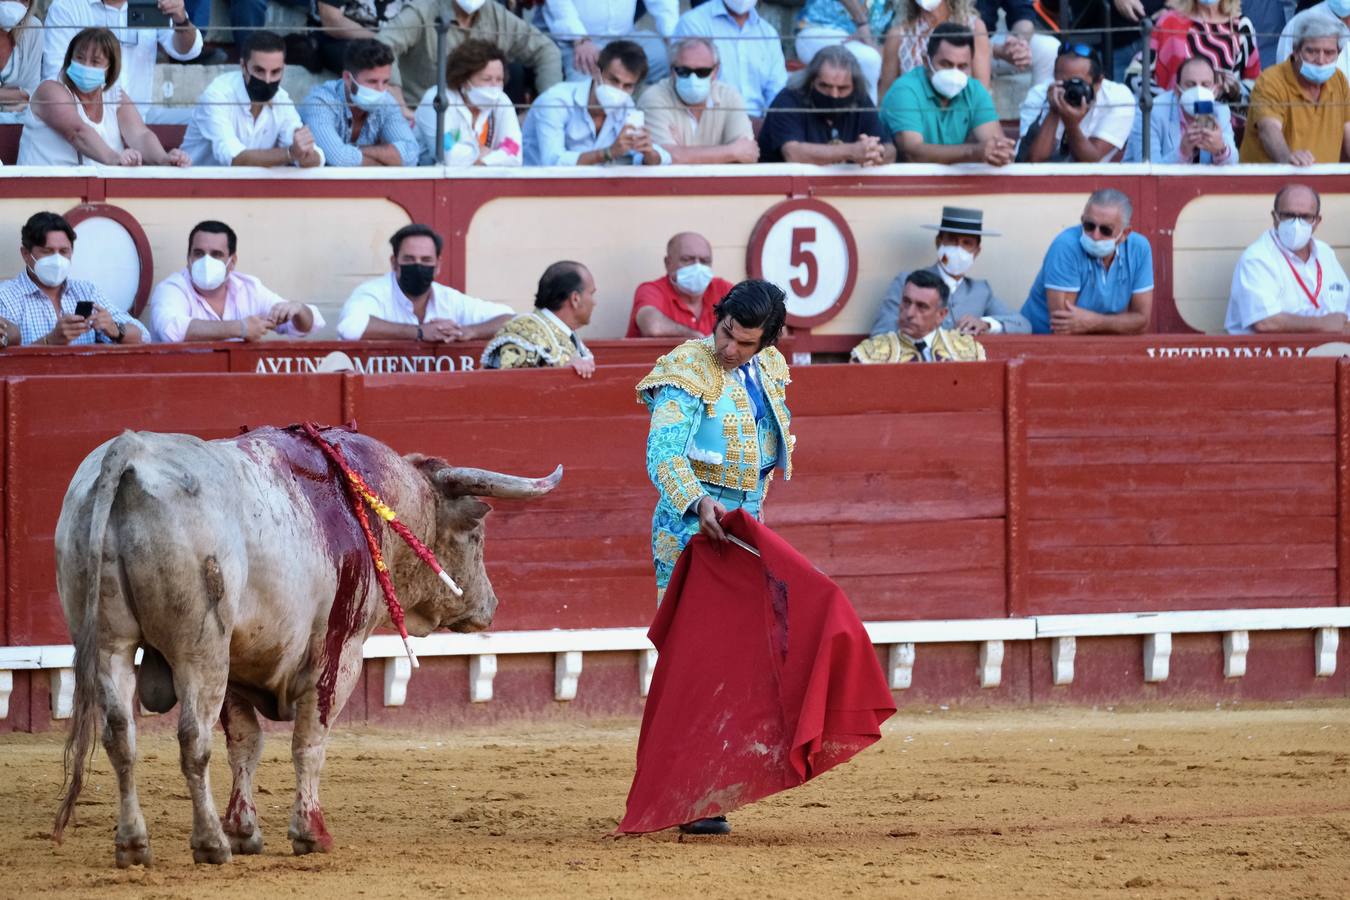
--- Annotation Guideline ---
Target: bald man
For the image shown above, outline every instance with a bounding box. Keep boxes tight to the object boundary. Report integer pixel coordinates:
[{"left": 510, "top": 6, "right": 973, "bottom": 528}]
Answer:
[{"left": 626, "top": 232, "right": 735, "bottom": 338}]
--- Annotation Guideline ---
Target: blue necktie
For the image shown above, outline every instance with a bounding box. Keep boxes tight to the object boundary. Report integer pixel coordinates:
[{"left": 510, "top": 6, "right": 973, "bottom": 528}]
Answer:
[{"left": 738, "top": 364, "right": 765, "bottom": 420}]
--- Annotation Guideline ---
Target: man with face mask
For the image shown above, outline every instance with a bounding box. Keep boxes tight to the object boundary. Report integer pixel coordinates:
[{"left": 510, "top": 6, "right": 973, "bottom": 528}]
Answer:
[
  {"left": 628, "top": 232, "right": 735, "bottom": 338},
  {"left": 881, "top": 22, "right": 1011, "bottom": 165},
  {"left": 1226, "top": 185, "right": 1350, "bottom": 334},
  {"left": 523, "top": 40, "right": 664, "bottom": 166},
  {"left": 1124, "top": 55, "right": 1237, "bottom": 165},
  {"left": 639, "top": 38, "right": 758, "bottom": 165},
  {"left": 482, "top": 261, "right": 598, "bottom": 378},
  {"left": 181, "top": 31, "right": 322, "bottom": 168},
  {"left": 852, "top": 270, "right": 986, "bottom": 363},
  {"left": 868, "top": 207, "right": 1029, "bottom": 338},
  {"left": 299, "top": 38, "right": 419, "bottom": 168},
  {"left": 337, "top": 223, "right": 512, "bottom": 342},
  {"left": 673, "top": 0, "right": 788, "bottom": 122},
  {"left": 1020, "top": 190, "right": 1154, "bottom": 336},
  {"left": 759, "top": 44, "right": 894, "bottom": 164},
  {"left": 1242, "top": 15, "right": 1350, "bottom": 165},
  {"left": 1277, "top": 0, "right": 1350, "bottom": 84},
  {"left": 0, "top": 211, "right": 145, "bottom": 346},
  {"left": 147, "top": 220, "right": 323, "bottom": 343},
  {"left": 1016, "top": 43, "right": 1133, "bottom": 164}
]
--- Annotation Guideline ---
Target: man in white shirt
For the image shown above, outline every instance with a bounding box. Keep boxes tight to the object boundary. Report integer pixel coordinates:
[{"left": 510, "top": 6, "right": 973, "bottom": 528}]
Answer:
[
  {"left": 181, "top": 31, "right": 323, "bottom": 168},
  {"left": 1226, "top": 184, "right": 1350, "bottom": 335},
  {"left": 149, "top": 220, "right": 323, "bottom": 342},
  {"left": 521, "top": 40, "right": 663, "bottom": 166},
  {"left": 42, "top": 0, "right": 203, "bottom": 124},
  {"left": 539, "top": 0, "right": 675, "bottom": 83},
  {"left": 1016, "top": 44, "right": 1133, "bottom": 163},
  {"left": 338, "top": 224, "right": 513, "bottom": 341}
]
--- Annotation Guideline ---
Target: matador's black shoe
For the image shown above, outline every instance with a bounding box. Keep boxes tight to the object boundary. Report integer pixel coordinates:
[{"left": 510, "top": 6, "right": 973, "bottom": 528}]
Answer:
[{"left": 678, "top": 816, "right": 731, "bottom": 836}]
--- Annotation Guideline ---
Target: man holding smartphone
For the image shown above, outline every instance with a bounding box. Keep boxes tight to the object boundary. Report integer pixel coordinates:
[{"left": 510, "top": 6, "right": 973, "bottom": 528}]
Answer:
[
  {"left": 1125, "top": 56, "right": 1237, "bottom": 165},
  {"left": 0, "top": 212, "right": 147, "bottom": 346},
  {"left": 41, "top": 0, "right": 202, "bottom": 124}
]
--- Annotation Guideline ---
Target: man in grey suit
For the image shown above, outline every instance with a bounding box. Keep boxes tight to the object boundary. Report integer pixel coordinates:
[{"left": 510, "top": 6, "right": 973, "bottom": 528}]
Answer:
[{"left": 870, "top": 206, "right": 1031, "bottom": 336}]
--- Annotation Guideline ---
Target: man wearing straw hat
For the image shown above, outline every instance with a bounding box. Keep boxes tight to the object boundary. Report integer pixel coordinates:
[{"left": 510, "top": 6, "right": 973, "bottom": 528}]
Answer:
[{"left": 869, "top": 206, "right": 1029, "bottom": 337}]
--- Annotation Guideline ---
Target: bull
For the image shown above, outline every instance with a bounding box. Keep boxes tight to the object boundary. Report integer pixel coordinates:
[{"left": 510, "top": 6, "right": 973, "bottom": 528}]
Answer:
[{"left": 50, "top": 425, "right": 561, "bottom": 867}]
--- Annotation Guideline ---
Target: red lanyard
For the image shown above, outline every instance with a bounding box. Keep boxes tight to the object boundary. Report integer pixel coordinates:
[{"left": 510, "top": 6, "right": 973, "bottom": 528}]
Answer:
[{"left": 1281, "top": 249, "right": 1323, "bottom": 310}]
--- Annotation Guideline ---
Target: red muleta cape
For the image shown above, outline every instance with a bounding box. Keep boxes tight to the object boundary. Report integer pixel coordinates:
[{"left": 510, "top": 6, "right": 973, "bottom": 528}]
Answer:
[{"left": 617, "top": 510, "right": 897, "bottom": 834}]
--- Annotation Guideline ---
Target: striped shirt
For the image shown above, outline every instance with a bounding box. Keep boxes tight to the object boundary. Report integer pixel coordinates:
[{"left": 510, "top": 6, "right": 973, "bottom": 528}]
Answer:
[
  {"left": 298, "top": 79, "right": 419, "bottom": 168},
  {"left": 0, "top": 269, "right": 147, "bottom": 345}
]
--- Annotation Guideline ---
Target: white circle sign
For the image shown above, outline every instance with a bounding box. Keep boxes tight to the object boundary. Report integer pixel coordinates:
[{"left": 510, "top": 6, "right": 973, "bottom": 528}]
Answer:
[
  {"left": 754, "top": 207, "right": 852, "bottom": 321},
  {"left": 71, "top": 216, "right": 140, "bottom": 313}
]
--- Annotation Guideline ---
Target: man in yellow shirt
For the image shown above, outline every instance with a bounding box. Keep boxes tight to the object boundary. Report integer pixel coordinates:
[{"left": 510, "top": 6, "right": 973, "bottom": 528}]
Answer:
[{"left": 1241, "top": 15, "right": 1350, "bottom": 164}]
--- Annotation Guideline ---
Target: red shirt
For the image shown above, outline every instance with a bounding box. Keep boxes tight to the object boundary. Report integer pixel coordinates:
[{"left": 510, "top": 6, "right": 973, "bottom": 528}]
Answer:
[{"left": 626, "top": 275, "right": 733, "bottom": 338}]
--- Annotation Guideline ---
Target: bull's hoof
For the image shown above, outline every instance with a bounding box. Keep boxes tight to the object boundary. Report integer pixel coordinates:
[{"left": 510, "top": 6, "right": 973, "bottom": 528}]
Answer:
[
  {"left": 191, "top": 842, "right": 232, "bottom": 865},
  {"left": 290, "top": 834, "right": 332, "bottom": 856},
  {"left": 114, "top": 840, "right": 152, "bottom": 869},
  {"left": 227, "top": 829, "right": 264, "bottom": 855}
]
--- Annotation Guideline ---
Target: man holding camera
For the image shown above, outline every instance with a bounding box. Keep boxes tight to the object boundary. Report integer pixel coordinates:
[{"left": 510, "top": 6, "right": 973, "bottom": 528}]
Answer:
[
  {"left": 1016, "top": 44, "right": 1133, "bottom": 163},
  {"left": 1125, "top": 56, "right": 1237, "bottom": 165}
]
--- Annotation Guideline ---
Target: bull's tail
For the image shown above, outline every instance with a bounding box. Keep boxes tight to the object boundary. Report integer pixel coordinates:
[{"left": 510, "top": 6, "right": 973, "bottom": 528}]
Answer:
[{"left": 53, "top": 432, "right": 142, "bottom": 843}]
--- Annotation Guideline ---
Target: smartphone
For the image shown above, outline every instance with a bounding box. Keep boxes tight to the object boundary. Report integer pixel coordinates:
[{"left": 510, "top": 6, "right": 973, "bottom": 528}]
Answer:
[
  {"left": 126, "top": 0, "right": 172, "bottom": 28},
  {"left": 1191, "top": 99, "right": 1217, "bottom": 131},
  {"left": 74, "top": 300, "right": 94, "bottom": 318},
  {"left": 625, "top": 109, "right": 645, "bottom": 131}
]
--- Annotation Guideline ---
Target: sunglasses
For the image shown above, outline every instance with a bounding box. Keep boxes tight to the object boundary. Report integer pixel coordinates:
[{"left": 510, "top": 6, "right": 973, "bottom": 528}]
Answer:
[
  {"left": 1058, "top": 42, "right": 1095, "bottom": 59},
  {"left": 1274, "top": 211, "right": 1317, "bottom": 224},
  {"left": 673, "top": 65, "right": 715, "bottom": 79},
  {"left": 1081, "top": 219, "right": 1115, "bottom": 238}
]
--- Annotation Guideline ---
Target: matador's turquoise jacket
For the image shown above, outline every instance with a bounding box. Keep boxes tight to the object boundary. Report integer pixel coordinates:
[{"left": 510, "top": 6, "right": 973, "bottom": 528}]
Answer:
[{"left": 636, "top": 337, "right": 794, "bottom": 593}]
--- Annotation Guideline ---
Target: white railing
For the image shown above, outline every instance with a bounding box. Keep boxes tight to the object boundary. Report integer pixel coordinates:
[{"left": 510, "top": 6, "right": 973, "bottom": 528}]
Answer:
[{"left": 3, "top": 607, "right": 1348, "bottom": 721}]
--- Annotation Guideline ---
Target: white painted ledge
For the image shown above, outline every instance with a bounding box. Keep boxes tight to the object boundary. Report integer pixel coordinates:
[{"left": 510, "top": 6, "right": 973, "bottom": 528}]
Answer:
[{"left": 2, "top": 609, "right": 1344, "bottom": 716}]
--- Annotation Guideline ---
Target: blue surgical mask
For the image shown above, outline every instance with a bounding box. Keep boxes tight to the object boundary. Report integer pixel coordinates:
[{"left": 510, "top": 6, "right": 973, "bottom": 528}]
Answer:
[
  {"left": 1079, "top": 230, "right": 1117, "bottom": 259},
  {"left": 673, "top": 263, "right": 714, "bottom": 297},
  {"left": 1300, "top": 59, "right": 1338, "bottom": 84},
  {"left": 349, "top": 79, "right": 387, "bottom": 111},
  {"left": 674, "top": 72, "right": 712, "bottom": 105},
  {"left": 1329, "top": 0, "right": 1350, "bottom": 17},
  {"left": 66, "top": 60, "right": 106, "bottom": 93}
]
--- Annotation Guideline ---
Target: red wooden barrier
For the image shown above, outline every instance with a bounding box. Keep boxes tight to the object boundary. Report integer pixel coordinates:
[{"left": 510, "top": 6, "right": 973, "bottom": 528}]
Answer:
[{"left": 2, "top": 357, "right": 1347, "bottom": 648}]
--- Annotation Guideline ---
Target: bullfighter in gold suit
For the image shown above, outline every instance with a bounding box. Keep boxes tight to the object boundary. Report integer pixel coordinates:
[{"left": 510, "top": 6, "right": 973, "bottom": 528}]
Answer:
[{"left": 852, "top": 269, "right": 986, "bottom": 364}]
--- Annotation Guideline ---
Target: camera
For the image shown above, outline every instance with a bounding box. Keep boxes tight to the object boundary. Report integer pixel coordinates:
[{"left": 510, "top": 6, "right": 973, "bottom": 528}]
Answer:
[{"left": 1061, "top": 77, "right": 1095, "bottom": 108}]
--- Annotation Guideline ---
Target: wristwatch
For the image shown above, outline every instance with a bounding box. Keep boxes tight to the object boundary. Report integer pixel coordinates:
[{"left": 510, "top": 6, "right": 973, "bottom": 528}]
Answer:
[{"left": 113, "top": 321, "right": 126, "bottom": 343}]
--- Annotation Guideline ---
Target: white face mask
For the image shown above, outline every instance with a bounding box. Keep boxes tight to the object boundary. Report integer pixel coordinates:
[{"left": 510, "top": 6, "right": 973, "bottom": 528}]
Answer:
[
  {"left": 1079, "top": 230, "right": 1117, "bottom": 259},
  {"left": 593, "top": 82, "right": 632, "bottom": 117},
  {"left": 31, "top": 252, "right": 70, "bottom": 287},
  {"left": 722, "top": 0, "right": 756, "bottom": 13},
  {"left": 929, "top": 67, "right": 968, "bottom": 99},
  {"left": 1177, "top": 84, "right": 1215, "bottom": 117},
  {"left": 1276, "top": 217, "right": 1314, "bottom": 253},
  {"left": 454, "top": 0, "right": 487, "bottom": 12},
  {"left": 938, "top": 244, "right": 975, "bottom": 277},
  {"left": 190, "top": 255, "right": 229, "bottom": 291},
  {"left": 916, "top": 0, "right": 944, "bottom": 10},
  {"left": 348, "top": 78, "right": 387, "bottom": 111},
  {"left": 0, "top": 1, "right": 26, "bottom": 30},
  {"left": 672, "top": 263, "right": 714, "bottom": 297},
  {"left": 465, "top": 84, "right": 505, "bottom": 108}
]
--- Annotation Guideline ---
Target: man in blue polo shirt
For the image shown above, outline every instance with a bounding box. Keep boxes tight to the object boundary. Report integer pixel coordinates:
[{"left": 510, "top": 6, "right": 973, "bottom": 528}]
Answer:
[
  {"left": 880, "top": 22, "right": 1014, "bottom": 165},
  {"left": 1021, "top": 189, "right": 1155, "bottom": 335}
]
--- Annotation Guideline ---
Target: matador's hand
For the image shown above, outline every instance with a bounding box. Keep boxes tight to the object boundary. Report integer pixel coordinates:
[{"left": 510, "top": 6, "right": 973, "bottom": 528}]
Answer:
[{"left": 697, "top": 496, "right": 729, "bottom": 542}]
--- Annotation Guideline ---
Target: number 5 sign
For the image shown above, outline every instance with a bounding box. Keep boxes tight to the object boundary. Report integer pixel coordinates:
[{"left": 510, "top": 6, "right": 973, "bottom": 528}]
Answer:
[{"left": 746, "top": 198, "right": 858, "bottom": 328}]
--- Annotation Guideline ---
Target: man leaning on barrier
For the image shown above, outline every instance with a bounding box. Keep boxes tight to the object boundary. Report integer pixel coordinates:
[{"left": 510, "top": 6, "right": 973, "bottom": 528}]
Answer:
[
  {"left": 639, "top": 37, "right": 759, "bottom": 165},
  {"left": 1016, "top": 42, "right": 1133, "bottom": 164},
  {"left": 482, "top": 261, "right": 598, "bottom": 378},
  {"left": 1125, "top": 55, "right": 1237, "bottom": 165},
  {"left": 1226, "top": 184, "right": 1350, "bottom": 334},
  {"left": 1020, "top": 190, "right": 1154, "bottom": 336},
  {"left": 1240, "top": 14, "right": 1350, "bottom": 165},
  {"left": 300, "top": 39, "right": 419, "bottom": 168},
  {"left": 759, "top": 44, "right": 894, "bottom": 164}
]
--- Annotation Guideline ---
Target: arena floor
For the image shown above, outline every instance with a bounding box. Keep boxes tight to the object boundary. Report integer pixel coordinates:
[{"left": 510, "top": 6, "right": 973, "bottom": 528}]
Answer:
[{"left": 3, "top": 704, "right": 1348, "bottom": 899}]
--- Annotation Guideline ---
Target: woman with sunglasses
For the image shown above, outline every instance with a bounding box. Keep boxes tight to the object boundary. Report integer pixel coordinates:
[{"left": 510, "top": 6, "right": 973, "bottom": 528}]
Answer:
[
  {"left": 1148, "top": 0, "right": 1260, "bottom": 104},
  {"left": 879, "top": 0, "right": 991, "bottom": 98}
]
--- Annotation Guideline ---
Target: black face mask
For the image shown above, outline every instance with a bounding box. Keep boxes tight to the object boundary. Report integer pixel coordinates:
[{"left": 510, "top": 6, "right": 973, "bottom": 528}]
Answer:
[
  {"left": 397, "top": 263, "right": 436, "bottom": 298},
  {"left": 244, "top": 74, "right": 281, "bottom": 103},
  {"left": 811, "top": 89, "right": 851, "bottom": 112}
]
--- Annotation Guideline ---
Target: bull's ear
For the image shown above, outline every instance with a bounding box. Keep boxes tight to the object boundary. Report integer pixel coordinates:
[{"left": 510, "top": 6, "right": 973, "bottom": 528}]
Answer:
[
  {"left": 406, "top": 453, "right": 450, "bottom": 475},
  {"left": 464, "top": 499, "right": 492, "bottom": 520}
]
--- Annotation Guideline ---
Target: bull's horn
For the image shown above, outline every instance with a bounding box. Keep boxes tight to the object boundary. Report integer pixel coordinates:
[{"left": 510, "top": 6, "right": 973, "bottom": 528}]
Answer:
[{"left": 434, "top": 464, "right": 563, "bottom": 499}]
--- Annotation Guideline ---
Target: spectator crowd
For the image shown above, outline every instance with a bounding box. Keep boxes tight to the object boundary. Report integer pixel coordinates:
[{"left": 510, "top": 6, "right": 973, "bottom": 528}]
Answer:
[
  {"left": 0, "top": 0, "right": 1348, "bottom": 167},
  {"left": 2, "top": 182, "right": 1344, "bottom": 364}
]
